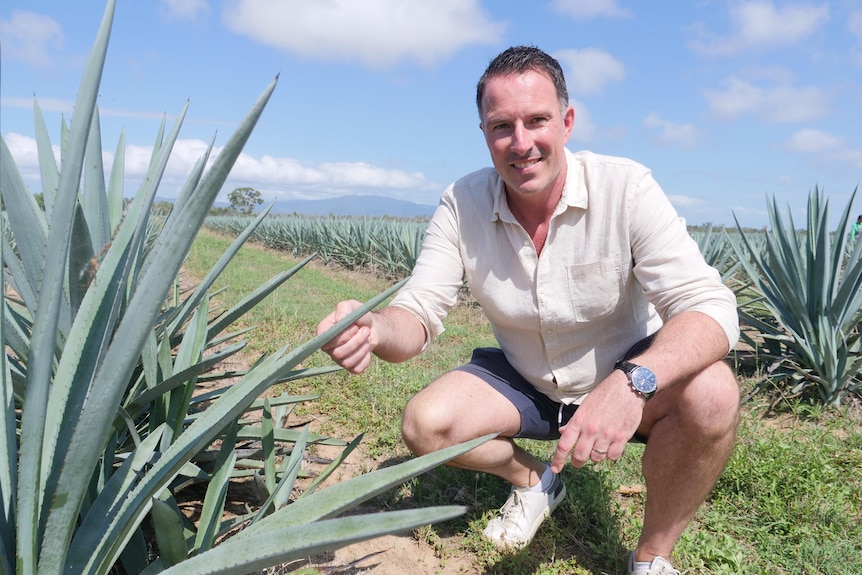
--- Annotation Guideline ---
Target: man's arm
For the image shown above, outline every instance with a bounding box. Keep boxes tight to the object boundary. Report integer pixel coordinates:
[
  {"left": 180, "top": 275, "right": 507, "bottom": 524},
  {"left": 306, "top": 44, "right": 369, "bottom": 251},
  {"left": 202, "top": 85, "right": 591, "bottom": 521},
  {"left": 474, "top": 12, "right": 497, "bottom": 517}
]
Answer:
[
  {"left": 551, "top": 310, "right": 732, "bottom": 472},
  {"left": 317, "top": 302, "right": 427, "bottom": 374}
]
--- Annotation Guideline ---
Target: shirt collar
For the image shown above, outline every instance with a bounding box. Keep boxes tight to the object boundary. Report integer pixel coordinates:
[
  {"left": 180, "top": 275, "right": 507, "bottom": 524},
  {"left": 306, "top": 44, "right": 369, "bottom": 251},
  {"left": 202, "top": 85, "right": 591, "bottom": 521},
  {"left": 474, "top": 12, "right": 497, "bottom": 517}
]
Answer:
[{"left": 490, "top": 148, "right": 588, "bottom": 222}]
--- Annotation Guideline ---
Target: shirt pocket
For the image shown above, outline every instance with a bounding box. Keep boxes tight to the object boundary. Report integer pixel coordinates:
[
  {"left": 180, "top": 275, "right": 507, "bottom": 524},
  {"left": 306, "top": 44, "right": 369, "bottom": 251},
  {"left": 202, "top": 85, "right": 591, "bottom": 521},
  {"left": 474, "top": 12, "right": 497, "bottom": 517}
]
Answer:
[{"left": 566, "top": 254, "right": 624, "bottom": 322}]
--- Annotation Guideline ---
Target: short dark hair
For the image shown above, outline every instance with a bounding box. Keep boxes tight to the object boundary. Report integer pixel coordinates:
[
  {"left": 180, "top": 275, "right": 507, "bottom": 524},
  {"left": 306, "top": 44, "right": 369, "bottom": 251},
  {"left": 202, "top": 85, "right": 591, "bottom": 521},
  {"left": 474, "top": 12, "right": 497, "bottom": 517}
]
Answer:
[{"left": 475, "top": 45, "right": 569, "bottom": 119}]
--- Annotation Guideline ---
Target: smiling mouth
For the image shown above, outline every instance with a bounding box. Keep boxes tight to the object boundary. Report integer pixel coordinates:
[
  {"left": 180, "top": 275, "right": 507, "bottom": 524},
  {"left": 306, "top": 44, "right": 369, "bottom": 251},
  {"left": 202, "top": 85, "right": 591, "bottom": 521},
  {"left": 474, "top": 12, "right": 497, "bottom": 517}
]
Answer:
[{"left": 512, "top": 158, "right": 541, "bottom": 169}]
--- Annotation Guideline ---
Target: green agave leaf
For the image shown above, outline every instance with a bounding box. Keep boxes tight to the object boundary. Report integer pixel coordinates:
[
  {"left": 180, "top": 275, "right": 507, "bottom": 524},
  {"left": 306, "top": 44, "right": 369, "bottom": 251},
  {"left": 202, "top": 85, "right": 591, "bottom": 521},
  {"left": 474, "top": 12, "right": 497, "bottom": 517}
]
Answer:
[
  {"left": 236, "top": 433, "right": 492, "bottom": 539},
  {"left": 19, "top": 1, "right": 116, "bottom": 571},
  {"left": 0, "top": 216, "right": 15, "bottom": 574},
  {"left": 204, "top": 252, "right": 317, "bottom": 343},
  {"left": 193, "top": 422, "right": 239, "bottom": 554},
  {"left": 160, "top": 506, "right": 467, "bottom": 575},
  {"left": 151, "top": 497, "right": 188, "bottom": 567},
  {"left": 250, "top": 424, "right": 310, "bottom": 523},
  {"left": 33, "top": 97, "right": 60, "bottom": 222},
  {"left": 82, "top": 108, "right": 111, "bottom": 252},
  {"left": 107, "top": 128, "right": 126, "bottom": 231},
  {"left": 167, "top": 204, "right": 274, "bottom": 341},
  {"left": 0, "top": 136, "right": 47, "bottom": 312},
  {"left": 300, "top": 433, "right": 364, "bottom": 497}
]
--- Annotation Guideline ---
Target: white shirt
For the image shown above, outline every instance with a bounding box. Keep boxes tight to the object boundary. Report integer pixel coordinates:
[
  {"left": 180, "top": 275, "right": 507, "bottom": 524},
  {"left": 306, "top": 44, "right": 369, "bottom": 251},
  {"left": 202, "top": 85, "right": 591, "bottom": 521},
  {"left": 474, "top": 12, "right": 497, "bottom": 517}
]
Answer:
[{"left": 391, "top": 148, "right": 739, "bottom": 404}]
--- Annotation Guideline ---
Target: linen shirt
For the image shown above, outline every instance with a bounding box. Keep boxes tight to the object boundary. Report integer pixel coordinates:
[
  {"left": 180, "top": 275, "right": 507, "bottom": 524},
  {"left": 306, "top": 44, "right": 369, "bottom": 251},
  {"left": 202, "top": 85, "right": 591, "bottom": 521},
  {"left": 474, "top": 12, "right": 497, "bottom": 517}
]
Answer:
[{"left": 391, "top": 148, "right": 739, "bottom": 405}]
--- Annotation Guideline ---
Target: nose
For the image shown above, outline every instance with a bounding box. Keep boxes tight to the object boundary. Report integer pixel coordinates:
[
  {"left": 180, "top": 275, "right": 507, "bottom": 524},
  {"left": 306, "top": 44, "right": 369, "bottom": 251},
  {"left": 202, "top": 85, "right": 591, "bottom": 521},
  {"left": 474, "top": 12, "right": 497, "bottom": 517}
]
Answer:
[{"left": 510, "top": 122, "right": 532, "bottom": 155}]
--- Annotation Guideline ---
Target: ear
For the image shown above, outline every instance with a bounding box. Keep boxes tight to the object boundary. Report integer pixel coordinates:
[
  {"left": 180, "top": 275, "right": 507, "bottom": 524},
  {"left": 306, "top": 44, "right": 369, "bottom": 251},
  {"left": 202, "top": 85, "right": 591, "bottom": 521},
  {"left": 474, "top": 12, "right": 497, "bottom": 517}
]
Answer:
[{"left": 562, "top": 105, "right": 575, "bottom": 141}]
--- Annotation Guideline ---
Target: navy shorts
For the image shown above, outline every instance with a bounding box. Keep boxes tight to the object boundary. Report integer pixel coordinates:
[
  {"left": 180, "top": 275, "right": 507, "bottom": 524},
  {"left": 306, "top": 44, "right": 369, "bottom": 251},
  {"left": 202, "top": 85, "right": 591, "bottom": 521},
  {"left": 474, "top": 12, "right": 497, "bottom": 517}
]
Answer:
[{"left": 454, "top": 335, "right": 654, "bottom": 442}]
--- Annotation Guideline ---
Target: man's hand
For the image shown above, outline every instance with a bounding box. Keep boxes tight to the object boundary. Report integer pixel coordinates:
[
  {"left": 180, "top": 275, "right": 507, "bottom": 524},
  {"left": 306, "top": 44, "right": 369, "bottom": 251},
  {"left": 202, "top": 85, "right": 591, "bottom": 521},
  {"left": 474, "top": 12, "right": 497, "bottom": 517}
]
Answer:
[
  {"left": 316, "top": 300, "right": 376, "bottom": 374},
  {"left": 550, "top": 372, "right": 645, "bottom": 471}
]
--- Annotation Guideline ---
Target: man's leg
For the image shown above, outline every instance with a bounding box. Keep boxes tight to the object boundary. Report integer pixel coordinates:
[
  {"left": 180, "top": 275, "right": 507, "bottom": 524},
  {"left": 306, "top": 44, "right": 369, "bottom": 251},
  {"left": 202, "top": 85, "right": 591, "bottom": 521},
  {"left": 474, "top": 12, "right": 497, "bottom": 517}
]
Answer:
[
  {"left": 634, "top": 360, "right": 739, "bottom": 562},
  {"left": 402, "top": 367, "right": 568, "bottom": 549},
  {"left": 401, "top": 368, "right": 546, "bottom": 488}
]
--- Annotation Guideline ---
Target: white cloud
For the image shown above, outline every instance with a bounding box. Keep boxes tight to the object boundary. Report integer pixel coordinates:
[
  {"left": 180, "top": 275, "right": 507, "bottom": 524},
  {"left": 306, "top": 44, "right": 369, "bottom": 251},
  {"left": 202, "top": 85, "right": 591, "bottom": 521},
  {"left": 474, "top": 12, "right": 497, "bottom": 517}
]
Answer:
[
  {"left": 692, "top": 0, "right": 829, "bottom": 56},
  {"left": 551, "top": 0, "right": 632, "bottom": 20},
  {"left": 644, "top": 112, "right": 700, "bottom": 148},
  {"left": 4, "top": 133, "right": 434, "bottom": 200},
  {"left": 702, "top": 77, "right": 829, "bottom": 123},
  {"left": 784, "top": 128, "right": 841, "bottom": 153},
  {"left": 553, "top": 48, "right": 625, "bottom": 96},
  {"left": 784, "top": 129, "right": 862, "bottom": 169},
  {"left": 0, "top": 10, "right": 64, "bottom": 68},
  {"left": 160, "top": 0, "right": 210, "bottom": 21},
  {"left": 220, "top": 0, "right": 505, "bottom": 68}
]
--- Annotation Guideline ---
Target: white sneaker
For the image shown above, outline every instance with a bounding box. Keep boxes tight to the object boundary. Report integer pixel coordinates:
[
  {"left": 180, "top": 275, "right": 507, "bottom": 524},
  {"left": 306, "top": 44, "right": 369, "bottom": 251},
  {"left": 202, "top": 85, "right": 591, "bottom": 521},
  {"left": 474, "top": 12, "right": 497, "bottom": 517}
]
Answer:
[
  {"left": 481, "top": 473, "right": 566, "bottom": 549},
  {"left": 627, "top": 552, "right": 680, "bottom": 575}
]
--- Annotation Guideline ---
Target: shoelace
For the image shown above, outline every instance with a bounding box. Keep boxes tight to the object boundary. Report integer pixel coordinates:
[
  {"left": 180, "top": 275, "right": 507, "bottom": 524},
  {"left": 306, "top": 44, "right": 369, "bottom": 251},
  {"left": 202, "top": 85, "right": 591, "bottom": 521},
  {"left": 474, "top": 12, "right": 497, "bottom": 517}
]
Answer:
[{"left": 497, "top": 490, "right": 527, "bottom": 526}]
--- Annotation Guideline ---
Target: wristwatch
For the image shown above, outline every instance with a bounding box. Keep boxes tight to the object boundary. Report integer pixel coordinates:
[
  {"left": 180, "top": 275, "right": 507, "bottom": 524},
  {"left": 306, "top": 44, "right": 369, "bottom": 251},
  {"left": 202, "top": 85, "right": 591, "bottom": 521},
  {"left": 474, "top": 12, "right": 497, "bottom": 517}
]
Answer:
[{"left": 614, "top": 360, "right": 658, "bottom": 400}]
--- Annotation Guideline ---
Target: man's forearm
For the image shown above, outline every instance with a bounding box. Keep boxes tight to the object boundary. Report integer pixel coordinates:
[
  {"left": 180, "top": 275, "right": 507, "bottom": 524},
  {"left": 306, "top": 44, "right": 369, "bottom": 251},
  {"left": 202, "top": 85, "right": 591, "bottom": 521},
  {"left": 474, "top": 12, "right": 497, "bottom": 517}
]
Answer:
[{"left": 369, "top": 306, "right": 428, "bottom": 363}]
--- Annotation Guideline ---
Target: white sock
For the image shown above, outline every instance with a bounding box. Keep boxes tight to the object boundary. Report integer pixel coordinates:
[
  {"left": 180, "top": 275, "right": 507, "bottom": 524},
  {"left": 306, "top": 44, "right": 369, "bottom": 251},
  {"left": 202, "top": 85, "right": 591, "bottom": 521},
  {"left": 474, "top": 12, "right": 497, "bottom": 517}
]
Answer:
[
  {"left": 634, "top": 561, "right": 652, "bottom": 570},
  {"left": 529, "top": 464, "right": 554, "bottom": 492}
]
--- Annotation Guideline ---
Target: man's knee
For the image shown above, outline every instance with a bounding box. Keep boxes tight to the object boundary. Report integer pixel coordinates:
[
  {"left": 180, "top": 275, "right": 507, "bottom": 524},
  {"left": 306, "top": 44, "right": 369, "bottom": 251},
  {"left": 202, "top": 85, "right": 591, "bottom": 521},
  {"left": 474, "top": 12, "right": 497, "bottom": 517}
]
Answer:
[
  {"left": 401, "top": 387, "right": 456, "bottom": 455},
  {"left": 680, "top": 360, "right": 740, "bottom": 434},
  {"left": 645, "top": 360, "right": 739, "bottom": 440}
]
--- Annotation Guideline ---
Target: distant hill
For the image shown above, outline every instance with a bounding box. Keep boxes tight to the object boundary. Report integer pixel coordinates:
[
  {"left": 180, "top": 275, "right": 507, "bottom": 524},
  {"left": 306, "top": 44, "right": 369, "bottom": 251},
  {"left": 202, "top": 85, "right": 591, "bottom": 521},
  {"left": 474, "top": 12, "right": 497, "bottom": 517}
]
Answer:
[{"left": 270, "top": 195, "right": 437, "bottom": 218}]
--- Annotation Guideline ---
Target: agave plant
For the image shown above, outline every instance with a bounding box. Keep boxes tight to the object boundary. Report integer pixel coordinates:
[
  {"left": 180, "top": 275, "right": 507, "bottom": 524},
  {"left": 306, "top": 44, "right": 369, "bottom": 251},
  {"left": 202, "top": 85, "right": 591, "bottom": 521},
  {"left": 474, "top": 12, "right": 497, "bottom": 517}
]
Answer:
[
  {"left": 732, "top": 187, "right": 862, "bottom": 406},
  {"left": 0, "top": 1, "right": 483, "bottom": 573}
]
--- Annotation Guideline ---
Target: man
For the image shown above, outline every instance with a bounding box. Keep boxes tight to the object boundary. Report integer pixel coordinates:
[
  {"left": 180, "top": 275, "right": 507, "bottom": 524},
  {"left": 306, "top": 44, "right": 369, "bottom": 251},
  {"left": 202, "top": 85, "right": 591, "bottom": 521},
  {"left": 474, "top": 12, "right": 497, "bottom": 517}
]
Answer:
[
  {"left": 317, "top": 46, "right": 740, "bottom": 575},
  {"left": 850, "top": 214, "right": 862, "bottom": 243}
]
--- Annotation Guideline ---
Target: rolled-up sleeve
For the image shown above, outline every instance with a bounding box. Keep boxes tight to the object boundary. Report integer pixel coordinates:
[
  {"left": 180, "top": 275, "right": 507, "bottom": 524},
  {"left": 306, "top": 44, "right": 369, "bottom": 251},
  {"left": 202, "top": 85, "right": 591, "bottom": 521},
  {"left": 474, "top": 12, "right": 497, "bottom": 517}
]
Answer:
[{"left": 389, "top": 188, "right": 465, "bottom": 347}]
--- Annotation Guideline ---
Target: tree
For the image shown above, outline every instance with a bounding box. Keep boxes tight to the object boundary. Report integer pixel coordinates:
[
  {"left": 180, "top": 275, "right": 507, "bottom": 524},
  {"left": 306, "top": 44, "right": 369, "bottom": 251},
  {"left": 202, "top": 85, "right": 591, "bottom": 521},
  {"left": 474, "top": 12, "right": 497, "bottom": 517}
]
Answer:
[{"left": 228, "top": 186, "right": 263, "bottom": 215}]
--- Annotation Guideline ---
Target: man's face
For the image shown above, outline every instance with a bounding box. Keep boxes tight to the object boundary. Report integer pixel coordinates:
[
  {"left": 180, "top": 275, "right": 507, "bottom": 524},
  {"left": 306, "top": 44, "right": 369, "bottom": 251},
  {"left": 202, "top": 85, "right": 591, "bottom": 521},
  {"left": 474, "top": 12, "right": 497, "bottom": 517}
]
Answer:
[{"left": 480, "top": 70, "right": 574, "bottom": 201}]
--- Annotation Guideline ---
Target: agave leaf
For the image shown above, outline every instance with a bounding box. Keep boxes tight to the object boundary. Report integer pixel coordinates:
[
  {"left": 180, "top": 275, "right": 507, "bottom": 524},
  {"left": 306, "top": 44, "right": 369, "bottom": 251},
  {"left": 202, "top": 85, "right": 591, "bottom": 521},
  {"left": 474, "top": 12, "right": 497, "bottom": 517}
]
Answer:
[
  {"left": 151, "top": 497, "right": 188, "bottom": 567},
  {"left": 18, "top": 1, "right": 116, "bottom": 570},
  {"left": 0, "top": 136, "right": 47, "bottom": 311},
  {"left": 33, "top": 97, "right": 60, "bottom": 222},
  {"left": 204, "top": 253, "right": 317, "bottom": 345},
  {"left": 0, "top": 219, "right": 15, "bottom": 573},
  {"left": 82, "top": 108, "right": 111, "bottom": 251},
  {"left": 163, "top": 506, "right": 467, "bottom": 575},
  {"left": 251, "top": 424, "right": 310, "bottom": 522},
  {"left": 238, "top": 433, "right": 492, "bottom": 539},
  {"left": 167, "top": 204, "right": 274, "bottom": 340},
  {"left": 300, "top": 433, "right": 364, "bottom": 497},
  {"left": 193, "top": 422, "right": 239, "bottom": 554},
  {"left": 125, "top": 341, "right": 247, "bottom": 415},
  {"left": 107, "top": 129, "right": 126, "bottom": 231}
]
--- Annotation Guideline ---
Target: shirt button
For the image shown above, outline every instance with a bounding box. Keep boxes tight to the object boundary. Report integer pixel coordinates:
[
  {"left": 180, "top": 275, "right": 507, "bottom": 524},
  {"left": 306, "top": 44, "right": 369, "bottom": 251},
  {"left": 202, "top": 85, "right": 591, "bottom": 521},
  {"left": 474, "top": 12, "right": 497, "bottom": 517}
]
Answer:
[
  {"left": 545, "top": 328, "right": 553, "bottom": 335},
  {"left": 551, "top": 357, "right": 559, "bottom": 365},
  {"left": 523, "top": 240, "right": 530, "bottom": 247}
]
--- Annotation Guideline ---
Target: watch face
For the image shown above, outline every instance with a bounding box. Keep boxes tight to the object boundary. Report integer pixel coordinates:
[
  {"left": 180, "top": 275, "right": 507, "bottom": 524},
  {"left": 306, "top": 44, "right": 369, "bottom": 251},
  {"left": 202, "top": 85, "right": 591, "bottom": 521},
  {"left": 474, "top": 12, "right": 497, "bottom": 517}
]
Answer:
[{"left": 630, "top": 366, "right": 658, "bottom": 394}]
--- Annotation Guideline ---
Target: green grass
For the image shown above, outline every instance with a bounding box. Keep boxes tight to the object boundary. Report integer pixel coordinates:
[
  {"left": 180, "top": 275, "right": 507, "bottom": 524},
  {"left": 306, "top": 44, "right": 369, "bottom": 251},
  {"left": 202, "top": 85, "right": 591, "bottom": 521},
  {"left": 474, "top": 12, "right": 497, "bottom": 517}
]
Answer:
[{"left": 187, "top": 228, "right": 862, "bottom": 575}]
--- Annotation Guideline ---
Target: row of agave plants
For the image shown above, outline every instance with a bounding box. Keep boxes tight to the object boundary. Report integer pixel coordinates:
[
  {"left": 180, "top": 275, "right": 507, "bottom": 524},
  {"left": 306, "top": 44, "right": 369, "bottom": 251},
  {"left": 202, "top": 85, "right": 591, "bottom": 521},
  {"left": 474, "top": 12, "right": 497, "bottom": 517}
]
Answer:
[
  {"left": 0, "top": 1, "right": 491, "bottom": 574},
  {"left": 206, "top": 214, "right": 427, "bottom": 279},
  {"left": 206, "top": 193, "right": 862, "bottom": 409}
]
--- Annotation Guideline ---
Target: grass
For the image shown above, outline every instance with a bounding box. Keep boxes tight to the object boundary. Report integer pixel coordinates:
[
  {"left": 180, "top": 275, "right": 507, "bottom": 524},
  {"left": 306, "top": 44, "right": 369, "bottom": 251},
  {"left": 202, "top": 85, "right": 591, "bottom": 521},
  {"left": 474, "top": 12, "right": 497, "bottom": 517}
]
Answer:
[{"left": 186, "top": 228, "right": 862, "bottom": 575}]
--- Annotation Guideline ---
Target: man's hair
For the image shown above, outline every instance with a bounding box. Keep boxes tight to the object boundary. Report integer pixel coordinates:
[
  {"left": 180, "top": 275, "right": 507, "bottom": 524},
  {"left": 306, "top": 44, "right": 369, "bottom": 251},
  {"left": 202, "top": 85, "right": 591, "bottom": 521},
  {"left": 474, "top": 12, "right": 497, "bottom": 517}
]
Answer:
[{"left": 475, "top": 45, "right": 569, "bottom": 119}]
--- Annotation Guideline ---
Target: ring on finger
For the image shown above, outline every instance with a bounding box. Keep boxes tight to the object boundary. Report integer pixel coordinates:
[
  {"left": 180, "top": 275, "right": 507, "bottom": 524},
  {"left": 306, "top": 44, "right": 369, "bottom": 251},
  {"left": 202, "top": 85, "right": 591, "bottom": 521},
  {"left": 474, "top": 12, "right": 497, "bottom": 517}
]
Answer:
[{"left": 592, "top": 447, "right": 608, "bottom": 455}]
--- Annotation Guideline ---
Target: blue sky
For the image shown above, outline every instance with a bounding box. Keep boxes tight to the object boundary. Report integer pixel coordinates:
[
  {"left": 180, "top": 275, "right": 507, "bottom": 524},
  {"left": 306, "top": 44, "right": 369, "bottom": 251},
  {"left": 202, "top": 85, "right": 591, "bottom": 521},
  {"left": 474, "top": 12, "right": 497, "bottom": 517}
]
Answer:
[{"left": 2, "top": 0, "right": 862, "bottom": 228}]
